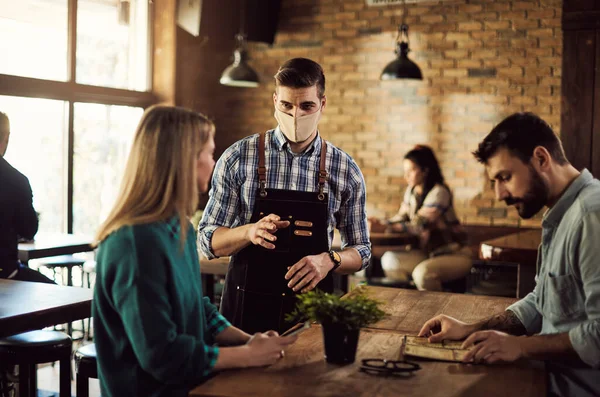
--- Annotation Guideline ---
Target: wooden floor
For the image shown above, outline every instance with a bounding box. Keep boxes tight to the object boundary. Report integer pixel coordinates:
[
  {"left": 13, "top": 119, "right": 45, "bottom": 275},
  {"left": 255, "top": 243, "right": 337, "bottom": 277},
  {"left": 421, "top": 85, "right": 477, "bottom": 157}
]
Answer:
[{"left": 37, "top": 362, "right": 101, "bottom": 397}]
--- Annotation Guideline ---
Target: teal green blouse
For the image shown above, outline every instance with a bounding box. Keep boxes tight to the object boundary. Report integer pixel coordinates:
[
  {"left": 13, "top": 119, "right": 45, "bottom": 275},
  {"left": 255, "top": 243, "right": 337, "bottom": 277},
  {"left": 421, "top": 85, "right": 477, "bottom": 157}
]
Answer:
[{"left": 92, "top": 216, "right": 230, "bottom": 397}]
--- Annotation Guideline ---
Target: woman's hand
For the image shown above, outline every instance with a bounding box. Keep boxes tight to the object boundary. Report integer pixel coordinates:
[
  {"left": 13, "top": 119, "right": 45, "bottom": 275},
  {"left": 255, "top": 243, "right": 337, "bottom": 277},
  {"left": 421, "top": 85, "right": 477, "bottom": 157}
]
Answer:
[{"left": 244, "top": 332, "right": 298, "bottom": 367}]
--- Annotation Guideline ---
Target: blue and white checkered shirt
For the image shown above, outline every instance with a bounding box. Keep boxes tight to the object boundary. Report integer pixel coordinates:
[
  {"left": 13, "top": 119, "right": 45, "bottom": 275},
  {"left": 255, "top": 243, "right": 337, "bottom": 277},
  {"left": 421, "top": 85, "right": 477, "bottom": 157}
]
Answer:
[{"left": 198, "top": 127, "right": 371, "bottom": 268}]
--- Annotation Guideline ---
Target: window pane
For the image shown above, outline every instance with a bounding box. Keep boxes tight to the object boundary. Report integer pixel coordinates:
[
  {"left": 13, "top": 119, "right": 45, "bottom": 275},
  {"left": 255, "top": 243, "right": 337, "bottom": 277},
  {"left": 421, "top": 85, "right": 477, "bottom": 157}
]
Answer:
[
  {"left": 0, "top": 0, "right": 68, "bottom": 81},
  {"left": 73, "top": 103, "right": 143, "bottom": 236},
  {"left": 0, "top": 95, "right": 68, "bottom": 234},
  {"left": 76, "top": 0, "right": 149, "bottom": 91}
]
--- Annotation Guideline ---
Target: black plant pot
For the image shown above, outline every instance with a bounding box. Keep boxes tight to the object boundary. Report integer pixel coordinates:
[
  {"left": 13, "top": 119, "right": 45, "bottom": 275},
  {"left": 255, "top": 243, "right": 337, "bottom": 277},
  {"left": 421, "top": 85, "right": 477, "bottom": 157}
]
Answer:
[{"left": 321, "top": 323, "right": 360, "bottom": 364}]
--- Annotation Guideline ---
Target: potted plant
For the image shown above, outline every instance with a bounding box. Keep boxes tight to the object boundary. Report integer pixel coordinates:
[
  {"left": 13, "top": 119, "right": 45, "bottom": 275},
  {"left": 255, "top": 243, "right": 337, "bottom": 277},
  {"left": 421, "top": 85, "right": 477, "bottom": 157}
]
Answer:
[{"left": 286, "top": 286, "right": 386, "bottom": 364}]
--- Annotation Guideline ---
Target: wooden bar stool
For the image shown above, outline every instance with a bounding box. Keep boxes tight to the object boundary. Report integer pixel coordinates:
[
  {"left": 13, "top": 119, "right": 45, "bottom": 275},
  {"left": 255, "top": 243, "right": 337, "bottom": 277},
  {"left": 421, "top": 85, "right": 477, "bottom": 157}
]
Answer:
[
  {"left": 0, "top": 330, "right": 72, "bottom": 397},
  {"left": 38, "top": 255, "right": 87, "bottom": 337},
  {"left": 74, "top": 343, "right": 97, "bottom": 397},
  {"left": 38, "top": 254, "right": 86, "bottom": 287}
]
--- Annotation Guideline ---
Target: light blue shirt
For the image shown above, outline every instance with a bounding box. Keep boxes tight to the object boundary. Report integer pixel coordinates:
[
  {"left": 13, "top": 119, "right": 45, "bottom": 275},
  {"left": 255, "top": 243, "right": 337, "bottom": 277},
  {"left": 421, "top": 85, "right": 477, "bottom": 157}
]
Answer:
[{"left": 507, "top": 169, "right": 600, "bottom": 396}]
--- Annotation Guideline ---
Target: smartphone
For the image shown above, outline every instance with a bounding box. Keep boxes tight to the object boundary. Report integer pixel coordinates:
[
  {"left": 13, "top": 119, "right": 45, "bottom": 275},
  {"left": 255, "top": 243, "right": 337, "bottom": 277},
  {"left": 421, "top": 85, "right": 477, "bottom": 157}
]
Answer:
[{"left": 281, "top": 321, "right": 310, "bottom": 337}]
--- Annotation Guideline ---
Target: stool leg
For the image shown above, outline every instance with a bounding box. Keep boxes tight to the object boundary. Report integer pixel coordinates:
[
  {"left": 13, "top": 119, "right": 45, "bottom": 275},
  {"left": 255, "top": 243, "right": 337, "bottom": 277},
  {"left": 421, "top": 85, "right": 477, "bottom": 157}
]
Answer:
[
  {"left": 76, "top": 373, "right": 89, "bottom": 397},
  {"left": 67, "top": 267, "right": 74, "bottom": 336},
  {"left": 18, "top": 364, "right": 29, "bottom": 397},
  {"left": 59, "top": 358, "right": 70, "bottom": 397},
  {"left": 28, "top": 364, "right": 36, "bottom": 397}
]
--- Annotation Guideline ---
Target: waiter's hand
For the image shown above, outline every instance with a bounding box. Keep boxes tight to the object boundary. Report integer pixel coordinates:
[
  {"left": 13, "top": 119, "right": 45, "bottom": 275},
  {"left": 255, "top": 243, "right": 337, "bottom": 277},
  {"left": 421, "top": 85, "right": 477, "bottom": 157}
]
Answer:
[
  {"left": 285, "top": 253, "right": 333, "bottom": 293},
  {"left": 248, "top": 214, "right": 290, "bottom": 249}
]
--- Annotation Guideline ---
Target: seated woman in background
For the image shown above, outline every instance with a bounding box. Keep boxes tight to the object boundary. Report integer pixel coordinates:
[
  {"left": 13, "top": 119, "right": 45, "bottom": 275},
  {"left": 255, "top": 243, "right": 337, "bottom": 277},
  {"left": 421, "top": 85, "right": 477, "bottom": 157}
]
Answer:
[
  {"left": 92, "top": 105, "right": 296, "bottom": 397},
  {"left": 370, "top": 145, "right": 471, "bottom": 291}
]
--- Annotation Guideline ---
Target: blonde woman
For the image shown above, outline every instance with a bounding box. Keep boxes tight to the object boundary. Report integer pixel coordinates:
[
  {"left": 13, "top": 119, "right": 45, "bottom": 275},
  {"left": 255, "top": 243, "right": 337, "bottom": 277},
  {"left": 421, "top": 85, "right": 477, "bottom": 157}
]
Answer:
[{"left": 93, "top": 105, "right": 297, "bottom": 397}]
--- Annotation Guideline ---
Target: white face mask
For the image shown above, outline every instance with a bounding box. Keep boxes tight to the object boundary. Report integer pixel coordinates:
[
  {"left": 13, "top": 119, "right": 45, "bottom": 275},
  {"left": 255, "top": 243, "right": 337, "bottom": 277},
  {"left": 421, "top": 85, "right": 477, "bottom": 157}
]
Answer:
[{"left": 274, "top": 105, "right": 322, "bottom": 143}]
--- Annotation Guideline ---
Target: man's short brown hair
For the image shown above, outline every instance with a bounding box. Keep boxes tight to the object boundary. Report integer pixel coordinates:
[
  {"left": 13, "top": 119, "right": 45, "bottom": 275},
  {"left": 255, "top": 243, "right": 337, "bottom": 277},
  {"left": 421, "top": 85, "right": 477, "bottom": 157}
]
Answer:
[{"left": 274, "top": 58, "right": 325, "bottom": 98}]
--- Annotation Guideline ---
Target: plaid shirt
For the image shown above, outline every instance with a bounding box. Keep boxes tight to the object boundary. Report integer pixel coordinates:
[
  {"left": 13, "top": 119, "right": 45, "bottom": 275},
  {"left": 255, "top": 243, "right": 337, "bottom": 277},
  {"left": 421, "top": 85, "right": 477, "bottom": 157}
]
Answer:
[
  {"left": 201, "top": 297, "right": 230, "bottom": 375},
  {"left": 198, "top": 127, "right": 371, "bottom": 268}
]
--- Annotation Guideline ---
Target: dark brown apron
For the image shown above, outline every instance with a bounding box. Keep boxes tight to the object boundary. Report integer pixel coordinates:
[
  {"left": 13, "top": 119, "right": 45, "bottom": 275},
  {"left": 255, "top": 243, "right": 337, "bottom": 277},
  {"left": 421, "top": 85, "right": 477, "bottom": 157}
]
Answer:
[{"left": 220, "top": 132, "right": 334, "bottom": 334}]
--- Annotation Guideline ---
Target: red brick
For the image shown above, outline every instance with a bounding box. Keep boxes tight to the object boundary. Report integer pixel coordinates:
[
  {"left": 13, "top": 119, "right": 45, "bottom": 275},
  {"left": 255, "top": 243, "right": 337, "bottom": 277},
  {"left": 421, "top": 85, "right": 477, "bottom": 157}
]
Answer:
[
  {"left": 334, "top": 11, "right": 356, "bottom": 21},
  {"left": 528, "top": 28, "right": 555, "bottom": 38},
  {"left": 334, "top": 29, "right": 358, "bottom": 38},
  {"left": 512, "top": 1, "right": 539, "bottom": 11},
  {"left": 458, "top": 4, "right": 484, "bottom": 13},
  {"left": 484, "top": 21, "right": 511, "bottom": 30},
  {"left": 513, "top": 19, "right": 540, "bottom": 29},
  {"left": 540, "top": 18, "right": 561, "bottom": 28},
  {"left": 510, "top": 38, "right": 539, "bottom": 48},
  {"left": 444, "top": 49, "right": 470, "bottom": 59},
  {"left": 527, "top": 9, "right": 556, "bottom": 19},
  {"left": 510, "top": 96, "right": 537, "bottom": 106},
  {"left": 420, "top": 14, "right": 445, "bottom": 24},
  {"left": 458, "top": 21, "right": 483, "bottom": 31},
  {"left": 343, "top": 2, "right": 365, "bottom": 11},
  {"left": 481, "top": 13, "right": 504, "bottom": 23},
  {"left": 485, "top": 3, "right": 511, "bottom": 12},
  {"left": 359, "top": 10, "right": 381, "bottom": 19}
]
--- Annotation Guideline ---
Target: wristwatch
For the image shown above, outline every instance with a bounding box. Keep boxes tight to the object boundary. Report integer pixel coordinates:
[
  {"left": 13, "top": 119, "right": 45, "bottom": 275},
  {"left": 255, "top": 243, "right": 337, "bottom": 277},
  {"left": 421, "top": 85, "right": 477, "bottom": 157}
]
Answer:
[{"left": 328, "top": 250, "right": 342, "bottom": 271}]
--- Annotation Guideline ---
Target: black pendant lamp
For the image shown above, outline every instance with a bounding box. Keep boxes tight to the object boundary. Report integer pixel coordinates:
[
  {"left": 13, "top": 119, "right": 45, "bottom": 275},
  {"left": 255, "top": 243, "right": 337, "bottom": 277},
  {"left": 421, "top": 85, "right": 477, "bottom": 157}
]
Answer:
[
  {"left": 220, "top": 0, "right": 259, "bottom": 87},
  {"left": 380, "top": 24, "right": 422, "bottom": 80},
  {"left": 220, "top": 34, "right": 259, "bottom": 87},
  {"left": 381, "top": 1, "right": 423, "bottom": 81}
]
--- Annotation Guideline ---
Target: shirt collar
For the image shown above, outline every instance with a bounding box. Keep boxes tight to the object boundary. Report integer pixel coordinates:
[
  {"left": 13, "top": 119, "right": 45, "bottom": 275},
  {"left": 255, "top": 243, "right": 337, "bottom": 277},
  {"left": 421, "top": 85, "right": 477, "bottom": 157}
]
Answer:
[
  {"left": 271, "top": 126, "right": 321, "bottom": 156},
  {"left": 543, "top": 169, "right": 594, "bottom": 228}
]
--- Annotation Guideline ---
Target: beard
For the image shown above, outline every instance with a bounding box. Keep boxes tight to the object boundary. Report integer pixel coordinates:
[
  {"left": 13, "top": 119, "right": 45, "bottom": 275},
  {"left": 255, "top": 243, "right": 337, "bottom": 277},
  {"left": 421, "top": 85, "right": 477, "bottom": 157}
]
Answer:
[{"left": 505, "top": 167, "right": 548, "bottom": 219}]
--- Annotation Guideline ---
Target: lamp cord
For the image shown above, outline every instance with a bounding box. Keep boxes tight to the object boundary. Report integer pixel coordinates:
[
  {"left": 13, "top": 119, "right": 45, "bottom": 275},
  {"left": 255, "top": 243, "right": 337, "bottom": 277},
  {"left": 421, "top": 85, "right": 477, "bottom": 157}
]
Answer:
[{"left": 240, "top": 0, "right": 247, "bottom": 36}]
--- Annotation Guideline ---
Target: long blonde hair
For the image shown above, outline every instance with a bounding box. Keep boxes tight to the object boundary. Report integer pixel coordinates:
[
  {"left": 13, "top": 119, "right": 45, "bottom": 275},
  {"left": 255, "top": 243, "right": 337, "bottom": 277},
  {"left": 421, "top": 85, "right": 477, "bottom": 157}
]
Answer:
[{"left": 94, "top": 105, "right": 214, "bottom": 246}]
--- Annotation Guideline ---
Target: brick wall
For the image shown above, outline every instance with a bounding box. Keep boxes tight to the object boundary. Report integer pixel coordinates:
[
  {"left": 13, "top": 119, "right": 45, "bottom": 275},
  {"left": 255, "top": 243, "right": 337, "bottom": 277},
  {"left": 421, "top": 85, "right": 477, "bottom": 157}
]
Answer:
[{"left": 176, "top": 0, "right": 563, "bottom": 227}]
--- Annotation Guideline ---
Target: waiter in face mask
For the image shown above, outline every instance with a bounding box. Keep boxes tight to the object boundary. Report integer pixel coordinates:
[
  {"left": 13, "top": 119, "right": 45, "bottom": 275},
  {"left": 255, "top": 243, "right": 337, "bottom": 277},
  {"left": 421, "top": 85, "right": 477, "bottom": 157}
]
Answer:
[{"left": 198, "top": 58, "right": 372, "bottom": 334}]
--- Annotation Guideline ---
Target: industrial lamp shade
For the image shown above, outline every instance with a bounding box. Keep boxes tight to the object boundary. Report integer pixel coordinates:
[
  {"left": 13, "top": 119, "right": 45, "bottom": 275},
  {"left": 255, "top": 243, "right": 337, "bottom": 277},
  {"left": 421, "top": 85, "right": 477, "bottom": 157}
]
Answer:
[
  {"left": 220, "top": 35, "right": 259, "bottom": 88},
  {"left": 380, "top": 25, "right": 423, "bottom": 81}
]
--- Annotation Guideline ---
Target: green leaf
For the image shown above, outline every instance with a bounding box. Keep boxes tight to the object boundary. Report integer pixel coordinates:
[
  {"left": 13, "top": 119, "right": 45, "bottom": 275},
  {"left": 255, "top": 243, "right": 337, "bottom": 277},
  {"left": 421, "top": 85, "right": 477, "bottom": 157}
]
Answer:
[{"left": 285, "top": 286, "right": 387, "bottom": 330}]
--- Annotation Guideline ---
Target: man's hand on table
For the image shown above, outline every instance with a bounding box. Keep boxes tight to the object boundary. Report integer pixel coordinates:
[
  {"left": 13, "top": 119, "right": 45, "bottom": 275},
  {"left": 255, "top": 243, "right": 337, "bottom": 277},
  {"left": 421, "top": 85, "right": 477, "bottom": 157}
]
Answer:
[
  {"left": 419, "top": 314, "right": 525, "bottom": 365},
  {"left": 460, "top": 330, "right": 524, "bottom": 364},
  {"left": 418, "top": 314, "right": 478, "bottom": 343}
]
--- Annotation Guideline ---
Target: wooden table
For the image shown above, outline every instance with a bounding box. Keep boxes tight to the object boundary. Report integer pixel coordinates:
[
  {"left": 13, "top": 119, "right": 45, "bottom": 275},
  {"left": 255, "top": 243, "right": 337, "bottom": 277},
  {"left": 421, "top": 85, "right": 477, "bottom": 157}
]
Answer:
[
  {"left": 190, "top": 287, "right": 544, "bottom": 397},
  {"left": 18, "top": 233, "right": 93, "bottom": 266},
  {"left": 357, "top": 286, "right": 517, "bottom": 333},
  {"left": 332, "top": 231, "right": 416, "bottom": 251},
  {"left": 200, "top": 256, "right": 229, "bottom": 303},
  {"left": 479, "top": 229, "right": 541, "bottom": 298},
  {"left": 0, "top": 279, "right": 93, "bottom": 338}
]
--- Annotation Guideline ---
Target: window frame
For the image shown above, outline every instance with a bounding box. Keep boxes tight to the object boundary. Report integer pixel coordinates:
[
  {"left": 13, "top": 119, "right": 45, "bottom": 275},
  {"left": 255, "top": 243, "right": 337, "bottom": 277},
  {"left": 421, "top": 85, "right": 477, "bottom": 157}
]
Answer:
[{"left": 0, "top": 0, "right": 156, "bottom": 233}]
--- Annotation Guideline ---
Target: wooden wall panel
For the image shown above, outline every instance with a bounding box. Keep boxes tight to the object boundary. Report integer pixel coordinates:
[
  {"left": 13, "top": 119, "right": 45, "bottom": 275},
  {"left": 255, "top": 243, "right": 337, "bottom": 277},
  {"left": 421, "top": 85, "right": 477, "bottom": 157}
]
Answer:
[
  {"left": 153, "top": 0, "right": 177, "bottom": 104},
  {"left": 561, "top": 30, "right": 596, "bottom": 172},
  {"left": 563, "top": 0, "right": 598, "bottom": 13},
  {"left": 594, "top": 31, "right": 600, "bottom": 178}
]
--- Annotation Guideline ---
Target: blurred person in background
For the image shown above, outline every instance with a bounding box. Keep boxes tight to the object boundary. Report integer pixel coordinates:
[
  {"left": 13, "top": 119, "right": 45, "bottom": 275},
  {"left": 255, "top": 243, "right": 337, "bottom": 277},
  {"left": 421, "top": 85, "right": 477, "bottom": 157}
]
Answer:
[
  {"left": 370, "top": 145, "right": 471, "bottom": 291},
  {"left": 0, "top": 111, "right": 53, "bottom": 283}
]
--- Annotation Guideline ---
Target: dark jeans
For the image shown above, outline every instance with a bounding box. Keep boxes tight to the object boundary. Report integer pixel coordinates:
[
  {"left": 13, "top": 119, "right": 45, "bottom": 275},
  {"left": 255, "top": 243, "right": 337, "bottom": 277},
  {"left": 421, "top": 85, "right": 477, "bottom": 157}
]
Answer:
[{"left": 1, "top": 261, "right": 55, "bottom": 284}]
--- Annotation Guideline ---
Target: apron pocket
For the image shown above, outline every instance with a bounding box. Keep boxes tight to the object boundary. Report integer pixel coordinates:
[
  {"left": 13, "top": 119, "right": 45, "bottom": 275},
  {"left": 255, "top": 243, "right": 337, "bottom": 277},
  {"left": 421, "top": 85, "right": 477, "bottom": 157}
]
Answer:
[{"left": 238, "top": 287, "right": 286, "bottom": 333}]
